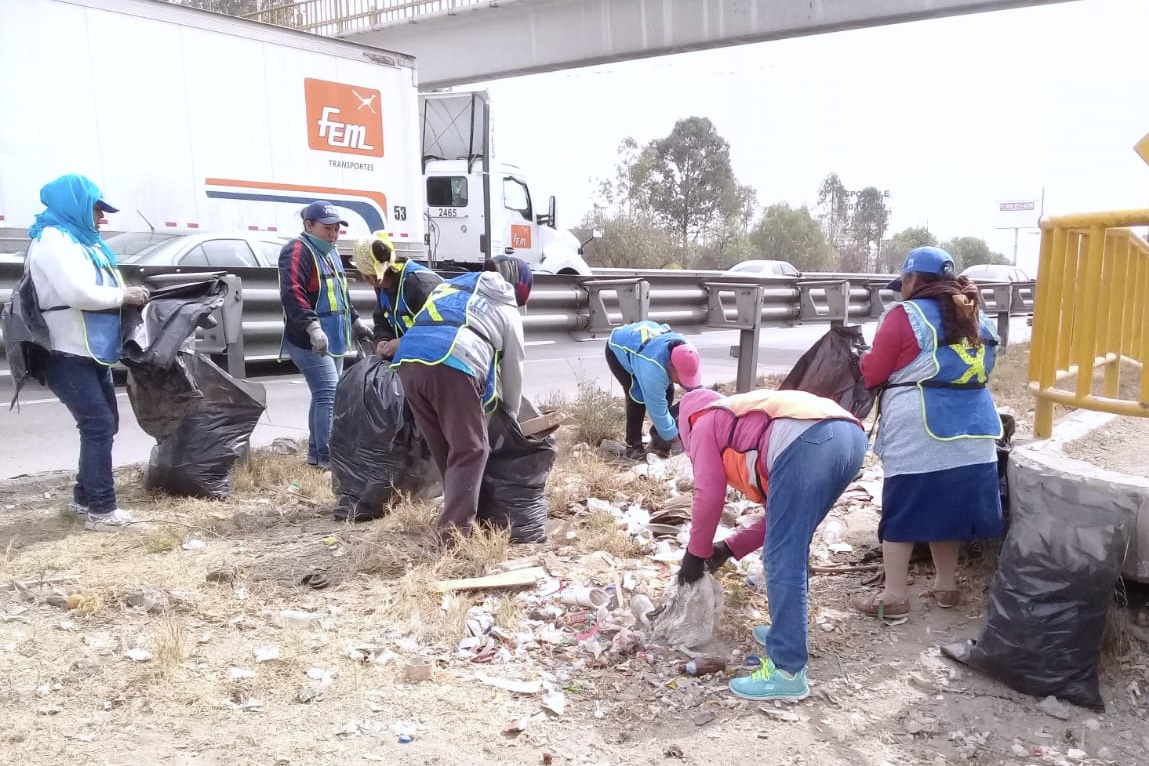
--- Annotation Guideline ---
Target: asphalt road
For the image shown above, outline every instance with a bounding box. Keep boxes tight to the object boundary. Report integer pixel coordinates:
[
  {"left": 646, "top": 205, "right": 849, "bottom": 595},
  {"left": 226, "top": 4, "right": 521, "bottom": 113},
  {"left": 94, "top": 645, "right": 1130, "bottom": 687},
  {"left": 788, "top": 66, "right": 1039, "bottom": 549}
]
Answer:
[{"left": 0, "top": 319, "right": 1030, "bottom": 479}]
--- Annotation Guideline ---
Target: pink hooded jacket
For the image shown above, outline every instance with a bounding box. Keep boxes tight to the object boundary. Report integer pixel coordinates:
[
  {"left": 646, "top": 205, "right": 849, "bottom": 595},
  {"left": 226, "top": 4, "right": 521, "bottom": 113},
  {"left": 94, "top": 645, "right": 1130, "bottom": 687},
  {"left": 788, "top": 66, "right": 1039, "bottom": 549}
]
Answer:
[{"left": 678, "top": 389, "right": 768, "bottom": 561}]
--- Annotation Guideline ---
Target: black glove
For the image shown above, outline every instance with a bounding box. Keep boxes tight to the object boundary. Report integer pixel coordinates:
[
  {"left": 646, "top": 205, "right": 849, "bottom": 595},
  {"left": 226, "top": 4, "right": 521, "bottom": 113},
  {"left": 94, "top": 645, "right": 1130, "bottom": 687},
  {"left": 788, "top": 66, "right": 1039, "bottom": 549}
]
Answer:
[
  {"left": 677, "top": 551, "right": 707, "bottom": 586},
  {"left": 706, "top": 541, "right": 734, "bottom": 573},
  {"left": 649, "top": 433, "right": 683, "bottom": 457}
]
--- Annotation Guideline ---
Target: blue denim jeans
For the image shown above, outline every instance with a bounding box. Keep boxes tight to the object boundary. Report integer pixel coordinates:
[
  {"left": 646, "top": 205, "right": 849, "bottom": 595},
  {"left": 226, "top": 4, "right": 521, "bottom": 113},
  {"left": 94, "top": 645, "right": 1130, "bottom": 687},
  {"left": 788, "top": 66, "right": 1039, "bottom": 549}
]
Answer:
[
  {"left": 763, "top": 419, "right": 868, "bottom": 673},
  {"left": 285, "top": 341, "right": 344, "bottom": 464},
  {"left": 43, "top": 353, "right": 120, "bottom": 513}
]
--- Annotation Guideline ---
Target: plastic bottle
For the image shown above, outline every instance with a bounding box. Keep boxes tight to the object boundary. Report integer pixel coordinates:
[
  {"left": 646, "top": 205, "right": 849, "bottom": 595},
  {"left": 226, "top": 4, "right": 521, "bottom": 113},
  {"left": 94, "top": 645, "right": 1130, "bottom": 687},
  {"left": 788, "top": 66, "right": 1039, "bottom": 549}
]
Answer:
[
  {"left": 821, "top": 518, "right": 846, "bottom": 547},
  {"left": 677, "top": 657, "right": 727, "bottom": 676}
]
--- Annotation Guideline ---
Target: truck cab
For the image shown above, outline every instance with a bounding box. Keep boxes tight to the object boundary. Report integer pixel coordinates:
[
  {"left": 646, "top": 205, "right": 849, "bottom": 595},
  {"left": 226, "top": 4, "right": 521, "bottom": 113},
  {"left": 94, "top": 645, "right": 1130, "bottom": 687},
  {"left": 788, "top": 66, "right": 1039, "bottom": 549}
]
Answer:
[{"left": 421, "top": 91, "right": 590, "bottom": 275}]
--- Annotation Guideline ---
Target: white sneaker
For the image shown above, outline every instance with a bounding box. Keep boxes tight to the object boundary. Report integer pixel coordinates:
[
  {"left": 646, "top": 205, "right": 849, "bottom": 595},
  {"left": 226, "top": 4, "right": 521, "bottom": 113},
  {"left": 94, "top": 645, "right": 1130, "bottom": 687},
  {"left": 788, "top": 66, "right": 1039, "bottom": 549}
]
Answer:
[
  {"left": 67, "top": 502, "right": 88, "bottom": 515},
  {"left": 84, "top": 509, "right": 140, "bottom": 531}
]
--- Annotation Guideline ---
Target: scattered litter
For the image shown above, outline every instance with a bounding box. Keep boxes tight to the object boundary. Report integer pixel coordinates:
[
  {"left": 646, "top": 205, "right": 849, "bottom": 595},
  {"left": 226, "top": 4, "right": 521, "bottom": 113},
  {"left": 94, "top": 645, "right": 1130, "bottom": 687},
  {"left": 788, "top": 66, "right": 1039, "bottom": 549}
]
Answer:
[
  {"left": 1037, "top": 695, "right": 1072, "bottom": 721},
  {"left": 268, "top": 609, "right": 322, "bottom": 629},
  {"left": 541, "top": 691, "right": 566, "bottom": 716},
  {"left": 692, "top": 711, "right": 716, "bottom": 727},
  {"left": 254, "top": 645, "right": 282, "bottom": 663},
  {"left": 125, "top": 648, "right": 153, "bottom": 662},
  {"left": 434, "top": 567, "right": 547, "bottom": 593},
  {"left": 228, "top": 667, "right": 256, "bottom": 681},
  {"left": 181, "top": 539, "right": 206, "bottom": 551},
  {"left": 475, "top": 672, "right": 542, "bottom": 695}
]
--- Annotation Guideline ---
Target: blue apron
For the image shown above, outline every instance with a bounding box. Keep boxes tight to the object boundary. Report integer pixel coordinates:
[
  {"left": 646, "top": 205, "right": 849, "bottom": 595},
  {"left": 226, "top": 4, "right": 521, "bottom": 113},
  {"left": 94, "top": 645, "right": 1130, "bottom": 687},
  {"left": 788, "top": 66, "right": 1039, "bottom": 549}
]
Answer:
[{"left": 607, "top": 320, "right": 683, "bottom": 404}]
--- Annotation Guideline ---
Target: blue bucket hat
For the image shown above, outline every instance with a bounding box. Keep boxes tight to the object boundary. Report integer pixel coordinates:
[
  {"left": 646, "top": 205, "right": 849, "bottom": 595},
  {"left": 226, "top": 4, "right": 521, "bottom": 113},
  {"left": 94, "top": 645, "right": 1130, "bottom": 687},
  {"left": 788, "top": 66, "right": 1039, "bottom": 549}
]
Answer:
[{"left": 887, "top": 246, "right": 956, "bottom": 291}]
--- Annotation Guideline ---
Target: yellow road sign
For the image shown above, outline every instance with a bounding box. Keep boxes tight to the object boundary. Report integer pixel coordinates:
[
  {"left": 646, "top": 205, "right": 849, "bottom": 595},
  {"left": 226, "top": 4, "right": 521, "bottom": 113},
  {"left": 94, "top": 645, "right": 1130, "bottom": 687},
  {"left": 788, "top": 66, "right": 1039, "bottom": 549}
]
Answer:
[{"left": 1136, "top": 132, "right": 1149, "bottom": 166}]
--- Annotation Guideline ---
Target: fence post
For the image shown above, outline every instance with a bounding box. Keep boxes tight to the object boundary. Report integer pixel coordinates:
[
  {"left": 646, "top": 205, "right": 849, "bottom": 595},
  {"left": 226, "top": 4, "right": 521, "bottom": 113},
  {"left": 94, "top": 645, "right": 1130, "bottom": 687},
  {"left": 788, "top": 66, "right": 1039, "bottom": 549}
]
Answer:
[
  {"left": 989, "top": 284, "right": 1013, "bottom": 349},
  {"left": 703, "top": 282, "right": 764, "bottom": 393},
  {"left": 577, "top": 278, "right": 649, "bottom": 338},
  {"left": 797, "top": 279, "right": 851, "bottom": 326}
]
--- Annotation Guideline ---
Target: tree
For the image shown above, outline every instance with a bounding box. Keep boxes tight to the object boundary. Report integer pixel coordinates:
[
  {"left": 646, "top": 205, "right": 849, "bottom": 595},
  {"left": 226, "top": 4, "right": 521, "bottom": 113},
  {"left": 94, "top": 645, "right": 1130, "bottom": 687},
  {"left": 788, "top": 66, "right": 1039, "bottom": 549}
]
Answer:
[
  {"left": 849, "top": 187, "right": 891, "bottom": 271},
  {"left": 632, "top": 117, "right": 743, "bottom": 252},
  {"left": 940, "top": 237, "right": 1009, "bottom": 271},
  {"left": 575, "top": 207, "right": 679, "bottom": 270},
  {"left": 879, "top": 226, "right": 937, "bottom": 274},
  {"left": 166, "top": 0, "right": 298, "bottom": 26},
  {"left": 749, "top": 204, "right": 836, "bottom": 272},
  {"left": 816, "top": 173, "right": 850, "bottom": 252}
]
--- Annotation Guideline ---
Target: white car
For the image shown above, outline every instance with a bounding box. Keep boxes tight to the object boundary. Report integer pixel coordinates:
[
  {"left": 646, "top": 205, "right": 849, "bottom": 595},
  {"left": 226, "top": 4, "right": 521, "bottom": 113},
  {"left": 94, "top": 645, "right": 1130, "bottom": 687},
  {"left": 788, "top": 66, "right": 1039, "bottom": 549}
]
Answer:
[
  {"left": 725, "top": 259, "right": 801, "bottom": 278},
  {"left": 960, "top": 264, "right": 1032, "bottom": 283},
  {"left": 106, "top": 231, "right": 288, "bottom": 269}
]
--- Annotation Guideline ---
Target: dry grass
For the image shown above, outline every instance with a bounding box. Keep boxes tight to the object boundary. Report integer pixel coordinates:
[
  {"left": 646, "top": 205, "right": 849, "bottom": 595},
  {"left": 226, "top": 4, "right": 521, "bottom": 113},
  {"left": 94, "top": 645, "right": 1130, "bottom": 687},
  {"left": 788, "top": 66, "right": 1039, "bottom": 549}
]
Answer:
[
  {"left": 572, "top": 511, "right": 642, "bottom": 559},
  {"left": 546, "top": 449, "right": 627, "bottom": 516}
]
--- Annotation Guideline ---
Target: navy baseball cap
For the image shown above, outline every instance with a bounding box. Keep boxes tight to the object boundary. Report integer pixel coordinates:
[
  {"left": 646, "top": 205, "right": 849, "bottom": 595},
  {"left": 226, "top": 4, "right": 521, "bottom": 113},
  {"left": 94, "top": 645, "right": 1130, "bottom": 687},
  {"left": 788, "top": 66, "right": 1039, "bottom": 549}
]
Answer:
[
  {"left": 302, "top": 200, "right": 348, "bottom": 226},
  {"left": 887, "top": 246, "right": 955, "bottom": 291},
  {"left": 96, "top": 198, "right": 120, "bottom": 214}
]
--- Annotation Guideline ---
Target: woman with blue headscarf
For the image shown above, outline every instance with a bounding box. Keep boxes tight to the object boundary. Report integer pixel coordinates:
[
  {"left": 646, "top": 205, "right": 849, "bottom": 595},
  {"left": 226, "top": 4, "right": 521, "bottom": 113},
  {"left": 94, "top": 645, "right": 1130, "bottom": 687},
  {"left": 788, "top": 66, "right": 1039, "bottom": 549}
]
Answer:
[{"left": 26, "top": 174, "right": 150, "bottom": 531}]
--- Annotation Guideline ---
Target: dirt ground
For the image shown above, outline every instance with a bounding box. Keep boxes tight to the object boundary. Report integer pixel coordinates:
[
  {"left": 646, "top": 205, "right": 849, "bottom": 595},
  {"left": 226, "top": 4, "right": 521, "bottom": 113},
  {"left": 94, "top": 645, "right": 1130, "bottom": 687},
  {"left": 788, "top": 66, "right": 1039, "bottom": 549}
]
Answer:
[
  {"left": 1062, "top": 416, "right": 1149, "bottom": 477},
  {"left": 2, "top": 441, "right": 1149, "bottom": 766}
]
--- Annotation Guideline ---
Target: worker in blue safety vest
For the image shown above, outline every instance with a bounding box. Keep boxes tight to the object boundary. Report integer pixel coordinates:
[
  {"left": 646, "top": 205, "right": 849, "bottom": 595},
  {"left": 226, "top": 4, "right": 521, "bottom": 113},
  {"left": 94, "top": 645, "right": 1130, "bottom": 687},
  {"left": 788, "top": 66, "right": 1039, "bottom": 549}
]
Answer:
[
  {"left": 391, "top": 256, "right": 533, "bottom": 546},
  {"left": 351, "top": 230, "right": 442, "bottom": 358}
]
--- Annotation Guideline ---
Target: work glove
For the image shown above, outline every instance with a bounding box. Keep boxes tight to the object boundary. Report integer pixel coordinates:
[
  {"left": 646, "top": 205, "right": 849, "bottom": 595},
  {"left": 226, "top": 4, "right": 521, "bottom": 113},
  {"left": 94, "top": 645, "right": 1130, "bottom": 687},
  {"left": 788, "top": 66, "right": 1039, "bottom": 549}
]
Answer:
[
  {"left": 706, "top": 541, "right": 734, "bottom": 573},
  {"left": 121, "top": 285, "right": 150, "bottom": 306},
  {"left": 649, "top": 433, "right": 684, "bottom": 458},
  {"left": 677, "top": 551, "right": 707, "bottom": 586},
  {"left": 352, "top": 318, "right": 373, "bottom": 342},
  {"left": 306, "top": 321, "right": 329, "bottom": 355}
]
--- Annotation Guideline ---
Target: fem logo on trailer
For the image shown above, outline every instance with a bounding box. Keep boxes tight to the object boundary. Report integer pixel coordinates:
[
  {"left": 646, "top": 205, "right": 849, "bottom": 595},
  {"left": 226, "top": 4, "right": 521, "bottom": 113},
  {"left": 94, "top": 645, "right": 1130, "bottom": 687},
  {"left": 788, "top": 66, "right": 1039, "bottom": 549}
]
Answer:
[{"left": 304, "top": 78, "right": 384, "bottom": 157}]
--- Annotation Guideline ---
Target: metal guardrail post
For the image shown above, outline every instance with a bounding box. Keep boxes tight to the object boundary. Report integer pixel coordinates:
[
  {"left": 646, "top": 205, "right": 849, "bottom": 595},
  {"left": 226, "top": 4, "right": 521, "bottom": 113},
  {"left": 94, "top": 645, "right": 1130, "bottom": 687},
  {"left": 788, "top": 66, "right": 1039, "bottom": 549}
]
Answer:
[
  {"left": 867, "top": 284, "right": 892, "bottom": 318},
  {"left": 210, "top": 275, "right": 246, "bottom": 379},
  {"left": 797, "top": 280, "right": 851, "bottom": 327},
  {"left": 577, "top": 278, "right": 649, "bottom": 337},
  {"left": 989, "top": 284, "right": 1013, "bottom": 349},
  {"left": 703, "top": 282, "right": 763, "bottom": 393}
]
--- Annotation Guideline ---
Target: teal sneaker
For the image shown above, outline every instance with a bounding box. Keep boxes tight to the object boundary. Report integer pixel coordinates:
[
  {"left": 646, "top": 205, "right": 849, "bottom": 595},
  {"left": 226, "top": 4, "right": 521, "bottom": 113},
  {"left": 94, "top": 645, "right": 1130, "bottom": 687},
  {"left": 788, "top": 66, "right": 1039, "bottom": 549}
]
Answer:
[
  {"left": 729, "top": 658, "right": 810, "bottom": 702},
  {"left": 752, "top": 624, "right": 771, "bottom": 647}
]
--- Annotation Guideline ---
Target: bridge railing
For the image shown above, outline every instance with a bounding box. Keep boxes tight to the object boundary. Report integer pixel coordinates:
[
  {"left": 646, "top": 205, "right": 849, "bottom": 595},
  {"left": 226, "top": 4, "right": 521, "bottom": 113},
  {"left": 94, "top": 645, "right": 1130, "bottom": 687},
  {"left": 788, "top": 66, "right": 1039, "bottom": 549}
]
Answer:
[
  {"left": 1029, "top": 209, "right": 1149, "bottom": 438},
  {"left": 242, "top": 0, "right": 500, "bottom": 36}
]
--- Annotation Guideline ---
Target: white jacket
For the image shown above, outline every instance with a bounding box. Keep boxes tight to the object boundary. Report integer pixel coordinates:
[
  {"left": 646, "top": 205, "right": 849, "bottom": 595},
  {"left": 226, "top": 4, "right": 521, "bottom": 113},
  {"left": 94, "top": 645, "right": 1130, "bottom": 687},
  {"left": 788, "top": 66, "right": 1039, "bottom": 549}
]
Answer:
[{"left": 27, "top": 227, "right": 124, "bottom": 358}]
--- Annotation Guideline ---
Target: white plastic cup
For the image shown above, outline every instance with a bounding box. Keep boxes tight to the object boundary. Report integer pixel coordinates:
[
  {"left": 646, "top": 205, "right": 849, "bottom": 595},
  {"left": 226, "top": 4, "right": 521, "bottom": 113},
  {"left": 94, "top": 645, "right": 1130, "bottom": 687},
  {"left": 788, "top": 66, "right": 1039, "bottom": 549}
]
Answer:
[{"left": 561, "top": 587, "right": 609, "bottom": 609}]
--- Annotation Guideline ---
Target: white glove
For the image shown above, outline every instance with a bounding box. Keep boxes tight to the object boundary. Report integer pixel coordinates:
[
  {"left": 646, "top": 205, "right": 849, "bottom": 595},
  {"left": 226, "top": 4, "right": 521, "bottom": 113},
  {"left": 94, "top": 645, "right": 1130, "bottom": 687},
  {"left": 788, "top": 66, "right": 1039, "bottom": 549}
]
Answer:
[
  {"left": 121, "top": 285, "right": 150, "bottom": 306},
  {"left": 306, "top": 321, "right": 329, "bottom": 355},
  {"left": 352, "top": 318, "right": 373, "bottom": 341}
]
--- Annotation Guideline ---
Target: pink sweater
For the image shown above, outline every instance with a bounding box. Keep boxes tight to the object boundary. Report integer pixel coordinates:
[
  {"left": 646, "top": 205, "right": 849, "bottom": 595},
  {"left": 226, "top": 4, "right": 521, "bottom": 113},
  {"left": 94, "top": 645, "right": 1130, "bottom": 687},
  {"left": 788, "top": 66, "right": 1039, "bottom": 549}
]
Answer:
[{"left": 685, "top": 407, "right": 773, "bottom": 561}]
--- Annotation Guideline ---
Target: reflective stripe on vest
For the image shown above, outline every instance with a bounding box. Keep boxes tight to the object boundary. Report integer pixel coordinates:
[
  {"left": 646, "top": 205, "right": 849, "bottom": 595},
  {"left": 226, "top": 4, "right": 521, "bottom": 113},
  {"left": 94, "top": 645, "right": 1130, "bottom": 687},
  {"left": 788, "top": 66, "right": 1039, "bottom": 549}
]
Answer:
[
  {"left": 692, "top": 389, "right": 863, "bottom": 504},
  {"left": 305, "top": 239, "right": 352, "bottom": 357},
  {"left": 82, "top": 246, "right": 124, "bottom": 365},
  {"left": 380, "top": 261, "right": 427, "bottom": 339}
]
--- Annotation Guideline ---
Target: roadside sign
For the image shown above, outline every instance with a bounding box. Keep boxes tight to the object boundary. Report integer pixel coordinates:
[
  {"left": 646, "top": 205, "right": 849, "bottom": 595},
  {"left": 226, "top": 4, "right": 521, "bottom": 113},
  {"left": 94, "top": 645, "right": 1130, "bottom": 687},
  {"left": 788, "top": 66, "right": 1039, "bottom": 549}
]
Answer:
[
  {"left": 999, "top": 201, "right": 1036, "bottom": 212},
  {"left": 1135, "top": 131, "right": 1149, "bottom": 166}
]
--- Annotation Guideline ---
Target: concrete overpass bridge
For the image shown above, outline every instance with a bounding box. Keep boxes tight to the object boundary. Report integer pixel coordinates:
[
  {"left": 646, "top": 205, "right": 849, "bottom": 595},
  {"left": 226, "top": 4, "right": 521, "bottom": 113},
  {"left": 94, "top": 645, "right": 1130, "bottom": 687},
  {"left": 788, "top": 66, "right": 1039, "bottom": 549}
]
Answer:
[{"left": 249, "top": 0, "right": 1080, "bottom": 89}]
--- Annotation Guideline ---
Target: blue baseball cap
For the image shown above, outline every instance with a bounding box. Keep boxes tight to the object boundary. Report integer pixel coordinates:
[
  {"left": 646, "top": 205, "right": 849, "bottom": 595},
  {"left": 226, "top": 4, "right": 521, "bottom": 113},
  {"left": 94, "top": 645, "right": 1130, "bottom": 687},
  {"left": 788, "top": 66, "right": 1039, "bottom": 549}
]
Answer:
[
  {"left": 887, "top": 246, "right": 955, "bottom": 291},
  {"left": 96, "top": 198, "right": 119, "bottom": 214},
  {"left": 302, "top": 200, "right": 348, "bottom": 226}
]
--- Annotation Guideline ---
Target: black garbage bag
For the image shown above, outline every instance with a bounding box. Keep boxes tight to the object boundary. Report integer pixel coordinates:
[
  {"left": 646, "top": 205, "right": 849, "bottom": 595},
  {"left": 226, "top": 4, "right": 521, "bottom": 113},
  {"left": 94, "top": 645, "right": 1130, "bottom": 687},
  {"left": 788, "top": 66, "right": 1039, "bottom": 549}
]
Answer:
[
  {"left": 140, "top": 352, "right": 266, "bottom": 499},
  {"left": 997, "top": 411, "right": 1017, "bottom": 528},
  {"left": 476, "top": 401, "right": 557, "bottom": 543},
  {"left": 1, "top": 261, "right": 52, "bottom": 407},
  {"left": 121, "top": 278, "right": 227, "bottom": 369},
  {"left": 779, "top": 324, "right": 875, "bottom": 419},
  {"left": 942, "top": 480, "right": 1137, "bottom": 710},
  {"left": 329, "top": 356, "right": 440, "bottom": 521}
]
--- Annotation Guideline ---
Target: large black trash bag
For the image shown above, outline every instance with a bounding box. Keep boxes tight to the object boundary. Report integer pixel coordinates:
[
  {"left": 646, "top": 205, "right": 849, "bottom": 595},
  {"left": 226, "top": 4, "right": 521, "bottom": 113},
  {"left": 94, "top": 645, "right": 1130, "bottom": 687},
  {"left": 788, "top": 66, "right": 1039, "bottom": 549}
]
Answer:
[
  {"left": 121, "top": 278, "right": 227, "bottom": 369},
  {"left": 141, "top": 352, "right": 266, "bottom": 499},
  {"left": 942, "top": 482, "right": 1137, "bottom": 710},
  {"left": 1, "top": 258, "right": 53, "bottom": 407},
  {"left": 779, "top": 324, "right": 875, "bottom": 419},
  {"left": 329, "top": 356, "right": 440, "bottom": 521},
  {"left": 477, "top": 401, "right": 558, "bottom": 543}
]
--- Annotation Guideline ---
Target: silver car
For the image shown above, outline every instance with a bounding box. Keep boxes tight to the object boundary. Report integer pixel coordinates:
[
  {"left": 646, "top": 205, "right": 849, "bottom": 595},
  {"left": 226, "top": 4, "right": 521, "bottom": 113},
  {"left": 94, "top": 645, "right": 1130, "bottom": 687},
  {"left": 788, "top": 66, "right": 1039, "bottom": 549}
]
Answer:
[
  {"left": 106, "top": 230, "right": 288, "bottom": 269},
  {"left": 959, "top": 264, "right": 1031, "bottom": 283},
  {"left": 725, "top": 259, "right": 801, "bottom": 277}
]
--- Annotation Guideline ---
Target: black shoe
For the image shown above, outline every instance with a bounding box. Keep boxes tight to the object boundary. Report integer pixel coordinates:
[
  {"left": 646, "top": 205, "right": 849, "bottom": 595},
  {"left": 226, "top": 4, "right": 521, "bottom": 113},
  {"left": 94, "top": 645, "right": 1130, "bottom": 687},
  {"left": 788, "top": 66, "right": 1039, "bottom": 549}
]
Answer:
[
  {"left": 623, "top": 445, "right": 647, "bottom": 461},
  {"left": 333, "top": 504, "right": 386, "bottom": 522}
]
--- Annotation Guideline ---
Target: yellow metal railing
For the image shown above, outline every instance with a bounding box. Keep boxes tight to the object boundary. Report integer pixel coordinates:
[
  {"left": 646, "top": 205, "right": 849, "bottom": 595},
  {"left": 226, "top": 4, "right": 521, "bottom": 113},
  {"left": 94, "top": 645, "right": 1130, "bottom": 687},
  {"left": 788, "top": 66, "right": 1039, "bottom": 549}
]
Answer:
[
  {"left": 243, "top": 0, "right": 496, "bottom": 36},
  {"left": 1029, "top": 209, "right": 1149, "bottom": 438}
]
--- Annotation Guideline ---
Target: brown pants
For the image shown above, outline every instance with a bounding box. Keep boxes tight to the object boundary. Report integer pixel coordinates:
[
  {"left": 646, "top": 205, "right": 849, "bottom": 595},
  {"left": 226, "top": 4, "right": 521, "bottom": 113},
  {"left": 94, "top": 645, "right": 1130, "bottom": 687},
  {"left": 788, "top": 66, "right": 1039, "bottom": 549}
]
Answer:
[{"left": 396, "top": 362, "right": 488, "bottom": 538}]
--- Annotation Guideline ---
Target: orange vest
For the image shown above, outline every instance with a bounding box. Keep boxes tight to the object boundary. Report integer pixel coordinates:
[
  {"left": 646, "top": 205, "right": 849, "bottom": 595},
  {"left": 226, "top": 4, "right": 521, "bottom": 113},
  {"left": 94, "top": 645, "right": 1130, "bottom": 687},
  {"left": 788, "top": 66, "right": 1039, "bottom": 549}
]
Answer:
[{"left": 690, "top": 389, "right": 862, "bottom": 503}]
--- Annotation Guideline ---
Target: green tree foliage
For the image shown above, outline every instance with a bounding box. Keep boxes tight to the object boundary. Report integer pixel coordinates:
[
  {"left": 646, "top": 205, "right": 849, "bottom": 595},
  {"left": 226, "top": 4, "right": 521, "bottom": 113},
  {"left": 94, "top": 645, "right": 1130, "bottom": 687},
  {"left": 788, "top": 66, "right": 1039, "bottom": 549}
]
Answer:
[
  {"left": 576, "top": 207, "right": 679, "bottom": 269},
  {"left": 816, "top": 173, "right": 850, "bottom": 252},
  {"left": 880, "top": 226, "right": 938, "bottom": 273},
  {"left": 631, "top": 117, "right": 745, "bottom": 253},
  {"left": 940, "top": 236, "right": 1010, "bottom": 271},
  {"left": 850, "top": 187, "right": 891, "bottom": 270},
  {"left": 749, "top": 204, "right": 836, "bottom": 272}
]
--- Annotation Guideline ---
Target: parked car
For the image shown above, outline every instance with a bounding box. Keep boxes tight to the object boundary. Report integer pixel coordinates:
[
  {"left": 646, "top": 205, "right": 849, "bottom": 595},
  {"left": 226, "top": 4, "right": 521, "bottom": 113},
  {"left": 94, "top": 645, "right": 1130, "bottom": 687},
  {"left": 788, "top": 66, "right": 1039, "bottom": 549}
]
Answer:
[
  {"left": 106, "top": 230, "right": 287, "bottom": 269},
  {"left": 959, "top": 264, "right": 1031, "bottom": 283},
  {"left": 725, "top": 259, "right": 801, "bottom": 278}
]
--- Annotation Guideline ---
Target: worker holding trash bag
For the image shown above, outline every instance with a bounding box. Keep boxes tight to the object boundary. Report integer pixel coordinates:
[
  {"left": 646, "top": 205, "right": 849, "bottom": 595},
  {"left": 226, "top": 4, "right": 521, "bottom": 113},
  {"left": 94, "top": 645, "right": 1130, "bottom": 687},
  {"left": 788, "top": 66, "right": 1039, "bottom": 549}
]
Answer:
[
  {"left": 351, "top": 230, "right": 442, "bottom": 358},
  {"left": 605, "top": 320, "right": 702, "bottom": 459},
  {"left": 391, "top": 255, "right": 532, "bottom": 546},
  {"left": 278, "top": 201, "right": 372, "bottom": 470},
  {"left": 675, "top": 387, "right": 866, "bottom": 702}
]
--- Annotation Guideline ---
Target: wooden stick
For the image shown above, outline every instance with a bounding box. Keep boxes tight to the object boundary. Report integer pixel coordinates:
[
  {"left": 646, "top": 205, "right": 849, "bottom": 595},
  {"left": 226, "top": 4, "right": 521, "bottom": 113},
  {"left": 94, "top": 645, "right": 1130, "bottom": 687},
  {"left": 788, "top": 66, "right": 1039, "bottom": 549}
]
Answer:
[
  {"left": 1, "top": 575, "right": 78, "bottom": 591},
  {"left": 809, "top": 563, "right": 882, "bottom": 575},
  {"left": 434, "top": 566, "right": 547, "bottom": 593}
]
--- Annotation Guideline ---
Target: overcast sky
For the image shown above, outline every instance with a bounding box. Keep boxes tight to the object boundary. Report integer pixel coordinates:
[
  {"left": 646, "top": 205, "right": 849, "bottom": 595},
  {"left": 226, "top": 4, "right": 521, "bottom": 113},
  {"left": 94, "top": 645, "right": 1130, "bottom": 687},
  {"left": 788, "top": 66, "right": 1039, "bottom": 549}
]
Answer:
[{"left": 474, "top": 0, "right": 1149, "bottom": 274}]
